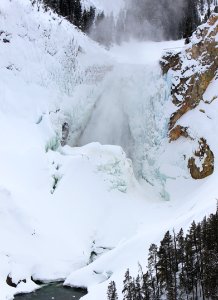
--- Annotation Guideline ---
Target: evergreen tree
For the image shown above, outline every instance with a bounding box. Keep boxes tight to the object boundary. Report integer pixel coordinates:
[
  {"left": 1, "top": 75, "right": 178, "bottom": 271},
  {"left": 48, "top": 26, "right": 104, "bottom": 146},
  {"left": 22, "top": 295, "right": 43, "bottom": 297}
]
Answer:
[
  {"left": 200, "top": 0, "right": 205, "bottom": 14},
  {"left": 177, "top": 228, "right": 188, "bottom": 300},
  {"left": 107, "top": 281, "right": 118, "bottom": 300},
  {"left": 158, "top": 231, "right": 176, "bottom": 300},
  {"left": 140, "top": 267, "right": 151, "bottom": 300},
  {"left": 109, "top": 193, "right": 218, "bottom": 300},
  {"left": 41, "top": 0, "right": 96, "bottom": 33},
  {"left": 183, "top": 0, "right": 201, "bottom": 39},
  {"left": 123, "top": 269, "right": 133, "bottom": 300},
  {"left": 147, "top": 244, "right": 160, "bottom": 299},
  {"left": 135, "top": 275, "right": 143, "bottom": 300}
]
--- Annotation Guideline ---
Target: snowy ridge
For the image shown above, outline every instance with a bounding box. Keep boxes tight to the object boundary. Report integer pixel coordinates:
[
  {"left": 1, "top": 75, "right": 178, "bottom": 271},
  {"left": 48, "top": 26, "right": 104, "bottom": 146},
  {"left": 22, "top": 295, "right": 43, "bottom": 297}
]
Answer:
[{"left": 0, "top": 1, "right": 217, "bottom": 300}]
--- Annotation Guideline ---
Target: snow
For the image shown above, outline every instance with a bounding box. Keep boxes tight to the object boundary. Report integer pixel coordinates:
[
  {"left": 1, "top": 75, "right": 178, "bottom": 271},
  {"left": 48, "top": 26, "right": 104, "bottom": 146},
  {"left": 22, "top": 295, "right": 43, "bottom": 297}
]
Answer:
[
  {"left": 109, "top": 40, "right": 185, "bottom": 65},
  {"left": 0, "top": 1, "right": 217, "bottom": 300}
]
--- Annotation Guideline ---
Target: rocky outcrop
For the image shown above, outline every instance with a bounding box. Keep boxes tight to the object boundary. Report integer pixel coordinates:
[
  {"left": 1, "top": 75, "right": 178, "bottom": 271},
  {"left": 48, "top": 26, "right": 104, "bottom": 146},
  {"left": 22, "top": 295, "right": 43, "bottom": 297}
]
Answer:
[
  {"left": 161, "top": 14, "right": 218, "bottom": 179},
  {"left": 161, "top": 14, "right": 218, "bottom": 129},
  {"left": 169, "top": 125, "right": 191, "bottom": 142},
  {"left": 160, "top": 52, "right": 181, "bottom": 75},
  {"left": 6, "top": 275, "right": 26, "bottom": 288},
  {"left": 188, "top": 138, "right": 214, "bottom": 179}
]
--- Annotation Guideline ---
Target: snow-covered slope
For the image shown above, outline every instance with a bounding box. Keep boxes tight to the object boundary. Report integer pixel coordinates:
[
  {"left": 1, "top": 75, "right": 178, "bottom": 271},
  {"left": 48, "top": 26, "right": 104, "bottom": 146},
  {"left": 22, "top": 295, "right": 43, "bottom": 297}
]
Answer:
[{"left": 0, "top": 1, "right": 217, "bottom": 300}]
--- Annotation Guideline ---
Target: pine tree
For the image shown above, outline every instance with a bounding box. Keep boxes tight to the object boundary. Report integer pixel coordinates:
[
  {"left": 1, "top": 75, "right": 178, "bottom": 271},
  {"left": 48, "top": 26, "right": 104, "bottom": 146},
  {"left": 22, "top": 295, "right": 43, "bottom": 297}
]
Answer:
[
  {"left": 135, "top": 275, "right": 143, "bottom": 300},
  {"left": 107, "top": 281, "right": 118, "bottom": 300},
  {"left": 158, "top": 231, "right": 176, "bottom": 300},
  {"left": 145, "top": 272, "right": 152, "bottom": 300},
  {"left": 147, "top": 244, "right": 160, "bottom": 299},
  {"left": 177, "top": 228, "right": 188, "bottom": 300},
  {"left": 112, "top": 208, "right": 218, "bottom": 300},
  {"left": 202, "top": 209, "right": 218, "bottom": 299},
  {"left": 72, "top": 0, "right": 82, "bottom": 27},
  {"left": 139, "top": 265, "right": 151, "bottom": 300},
  {"left": 182, "top": 0, "right": 201, "bottom": 40},
  {"left": 200, "top": 0, "right": 205, "bottom": 14},
  {"left": 123, "top": 269, "right": 133, "bottom": 300},
  {"left": 41, "top": 0, "right": 95, "bottom": 33}
]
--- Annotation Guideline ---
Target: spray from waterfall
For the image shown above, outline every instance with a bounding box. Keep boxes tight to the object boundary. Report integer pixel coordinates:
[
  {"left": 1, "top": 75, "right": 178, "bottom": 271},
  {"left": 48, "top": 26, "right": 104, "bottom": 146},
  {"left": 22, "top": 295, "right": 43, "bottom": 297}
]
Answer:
[{"left": 90, "top": 0, "right": 186, "bottom": 46}]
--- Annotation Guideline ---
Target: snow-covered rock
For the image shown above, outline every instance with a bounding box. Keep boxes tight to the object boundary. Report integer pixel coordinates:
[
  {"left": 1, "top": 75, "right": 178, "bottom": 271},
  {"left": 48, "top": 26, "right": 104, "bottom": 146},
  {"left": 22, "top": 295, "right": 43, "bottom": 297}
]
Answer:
[{"left": 161, "top": 14, "right": 218, "bottom": 180}]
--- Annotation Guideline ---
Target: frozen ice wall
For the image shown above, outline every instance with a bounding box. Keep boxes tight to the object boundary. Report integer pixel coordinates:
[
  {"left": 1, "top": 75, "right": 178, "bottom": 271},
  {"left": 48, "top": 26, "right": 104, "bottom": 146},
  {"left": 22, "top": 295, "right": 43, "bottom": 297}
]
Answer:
[{"left": 75, "top": 60, "right": 170, "bottom": 193}]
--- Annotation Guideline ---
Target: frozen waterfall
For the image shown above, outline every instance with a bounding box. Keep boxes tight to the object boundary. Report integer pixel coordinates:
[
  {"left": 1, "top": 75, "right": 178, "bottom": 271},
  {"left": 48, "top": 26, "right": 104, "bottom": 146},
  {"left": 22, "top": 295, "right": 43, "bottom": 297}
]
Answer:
[{"left": 68, "top": 61, "right": 170, "bottom": 193}]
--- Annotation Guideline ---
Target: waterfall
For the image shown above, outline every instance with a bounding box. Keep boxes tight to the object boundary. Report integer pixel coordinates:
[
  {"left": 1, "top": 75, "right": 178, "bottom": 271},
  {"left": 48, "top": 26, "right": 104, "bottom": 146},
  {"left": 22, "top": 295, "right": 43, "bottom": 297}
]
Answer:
[{"left": 72, "top": 61, "right": 170, "bottom": 197}]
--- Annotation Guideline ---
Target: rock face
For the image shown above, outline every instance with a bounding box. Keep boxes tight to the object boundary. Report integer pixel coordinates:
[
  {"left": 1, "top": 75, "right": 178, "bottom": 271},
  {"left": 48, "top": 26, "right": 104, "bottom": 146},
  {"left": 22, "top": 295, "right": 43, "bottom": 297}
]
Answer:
[
  {"left": 188, "top": 138, "right": 214, "bottom": 179},
  {"left": 161, "top": 14, "right": 218, "bottom": 130},
  {"left": 169, "top": 125, "right": 191, "bottom": 142},
  {"left": 160, "top": 52, "right": 181, "bottom": 75},
  {"left": 161, "top": 14, "right": 218, "bottom": 179}
]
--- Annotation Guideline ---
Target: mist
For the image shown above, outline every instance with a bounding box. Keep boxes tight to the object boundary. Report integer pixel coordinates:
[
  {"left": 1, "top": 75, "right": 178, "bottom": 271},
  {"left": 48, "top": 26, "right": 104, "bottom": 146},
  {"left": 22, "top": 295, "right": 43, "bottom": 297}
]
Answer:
[{"left": 90, "top": 0, "right": 187, "bottom": 46}]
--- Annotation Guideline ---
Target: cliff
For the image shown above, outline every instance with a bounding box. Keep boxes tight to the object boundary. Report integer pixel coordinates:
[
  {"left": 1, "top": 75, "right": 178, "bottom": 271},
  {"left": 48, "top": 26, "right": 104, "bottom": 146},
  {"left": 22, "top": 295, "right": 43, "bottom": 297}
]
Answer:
[{"left": 160, "top": 14, "right": 218, "bottom": 179}]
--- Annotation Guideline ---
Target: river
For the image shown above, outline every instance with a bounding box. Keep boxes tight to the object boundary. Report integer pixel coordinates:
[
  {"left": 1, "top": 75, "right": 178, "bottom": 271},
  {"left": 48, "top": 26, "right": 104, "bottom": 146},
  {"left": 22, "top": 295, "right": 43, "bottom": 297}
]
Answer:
[{"left": 14, "top": 283, "right": 87, "bottom": 300}]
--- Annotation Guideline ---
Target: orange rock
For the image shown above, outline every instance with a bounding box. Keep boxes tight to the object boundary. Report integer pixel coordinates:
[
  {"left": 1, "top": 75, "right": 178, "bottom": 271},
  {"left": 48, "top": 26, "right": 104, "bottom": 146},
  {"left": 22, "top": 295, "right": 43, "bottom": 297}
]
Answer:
[{"left": 169, "top": 125, "right": 190, "bottom": 142}]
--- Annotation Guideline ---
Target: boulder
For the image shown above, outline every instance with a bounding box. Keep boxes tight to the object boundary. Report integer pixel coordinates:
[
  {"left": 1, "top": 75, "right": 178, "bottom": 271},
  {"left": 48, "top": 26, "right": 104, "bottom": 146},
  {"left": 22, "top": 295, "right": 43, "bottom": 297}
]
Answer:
[{"left": 188, "top": 138, "right": 214, "bottom": 179}]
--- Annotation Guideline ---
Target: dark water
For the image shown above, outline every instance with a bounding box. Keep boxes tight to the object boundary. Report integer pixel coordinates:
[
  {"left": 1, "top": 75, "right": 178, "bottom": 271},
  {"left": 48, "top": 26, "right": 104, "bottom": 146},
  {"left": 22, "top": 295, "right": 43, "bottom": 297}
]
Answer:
[{"left": 15, "top": 283, "right": 87, "bottom": 300}]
